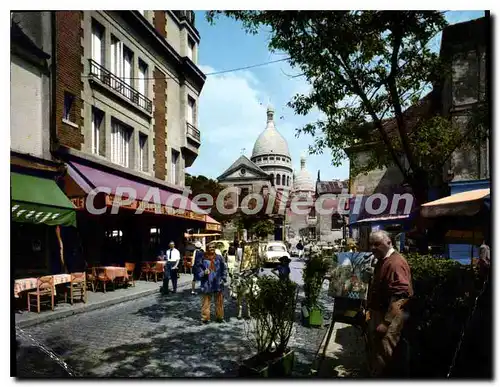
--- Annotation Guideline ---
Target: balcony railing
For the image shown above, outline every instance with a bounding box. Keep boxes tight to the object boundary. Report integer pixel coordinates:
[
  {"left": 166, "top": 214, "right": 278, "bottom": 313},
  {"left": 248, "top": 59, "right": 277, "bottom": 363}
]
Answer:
[
  {"left": 186, "top": 122, "right": 200, "bottom": 142},
  {"left": 88, "top": 59, "right": 152, "bottom": 114}
]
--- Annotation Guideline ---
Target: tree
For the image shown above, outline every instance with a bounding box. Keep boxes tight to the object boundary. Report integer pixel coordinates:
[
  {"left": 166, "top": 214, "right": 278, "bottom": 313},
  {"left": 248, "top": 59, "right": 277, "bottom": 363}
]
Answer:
[
  {"left": 206, "top": 11, "right": 488, "bottom": 205},
  {"left": 185, "top": 174, "right": 233, "bottom": 225}
]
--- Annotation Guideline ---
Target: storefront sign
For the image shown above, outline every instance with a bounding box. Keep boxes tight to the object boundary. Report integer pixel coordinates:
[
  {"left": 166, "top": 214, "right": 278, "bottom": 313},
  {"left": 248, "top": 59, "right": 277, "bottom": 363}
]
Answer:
[
  {"left": 206, "top": 222, "right": 222, "bottom": 232},
  {"left": 71, "top": 197, "right": 86, "bottom": 209},
  {"left": 105, "top": 194, "right": 206, "bottom": 222}
]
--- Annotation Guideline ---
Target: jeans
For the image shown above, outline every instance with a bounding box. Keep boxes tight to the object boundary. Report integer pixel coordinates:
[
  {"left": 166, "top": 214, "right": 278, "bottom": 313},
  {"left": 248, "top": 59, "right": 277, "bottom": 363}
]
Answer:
[{"left": 163, "top": 268, "right": 178, "bottom": 292}]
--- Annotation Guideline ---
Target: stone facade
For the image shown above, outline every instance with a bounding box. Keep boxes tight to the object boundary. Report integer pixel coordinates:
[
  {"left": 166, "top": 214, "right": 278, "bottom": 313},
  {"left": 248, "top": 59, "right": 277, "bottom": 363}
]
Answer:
[{"left": 55, "top": 11, "right": 204, "bottom": 189}]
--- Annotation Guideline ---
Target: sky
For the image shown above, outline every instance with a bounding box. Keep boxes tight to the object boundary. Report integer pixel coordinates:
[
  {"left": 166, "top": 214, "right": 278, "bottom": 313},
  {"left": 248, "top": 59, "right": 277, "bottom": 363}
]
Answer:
[{"left": 187, "top": 11, "right": 486, "bottom": 182}]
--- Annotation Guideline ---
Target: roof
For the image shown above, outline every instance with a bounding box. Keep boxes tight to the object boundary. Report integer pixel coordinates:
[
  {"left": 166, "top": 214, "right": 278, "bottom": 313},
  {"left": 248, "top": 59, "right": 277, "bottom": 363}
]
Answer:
[
  {"left": 251, "top": 106, "right": 291, "bottom": 158},
  {"left": 345, "top": 92, "right": 436, "bottom": 155},
  {"left": 316, "top": 180, "right": 348, "bottom": 195},
  {"left": 217, "top": 155, "right": 269, "bottom": 181}
]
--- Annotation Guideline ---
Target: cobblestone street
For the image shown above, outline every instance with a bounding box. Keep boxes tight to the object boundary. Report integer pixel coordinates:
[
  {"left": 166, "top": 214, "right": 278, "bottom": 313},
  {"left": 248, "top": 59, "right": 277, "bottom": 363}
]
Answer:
[{"left": 16, "top": 258, "right": 344, "bottom": 378}]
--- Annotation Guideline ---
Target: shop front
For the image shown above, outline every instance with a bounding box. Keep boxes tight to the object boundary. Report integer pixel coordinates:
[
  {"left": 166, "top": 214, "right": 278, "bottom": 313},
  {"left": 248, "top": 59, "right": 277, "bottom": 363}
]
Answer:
[
  {"left": 62, "top": 159, "right": 211, "bottom": 265},
  {"left": 11, "top": 171, "right": 77, "bottom": 278}
]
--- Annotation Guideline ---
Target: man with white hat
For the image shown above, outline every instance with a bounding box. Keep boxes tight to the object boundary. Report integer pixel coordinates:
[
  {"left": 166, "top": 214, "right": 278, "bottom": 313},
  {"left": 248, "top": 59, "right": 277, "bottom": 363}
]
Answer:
[{"left": 191, "top": 241, "right": 204, "bottom": 295}]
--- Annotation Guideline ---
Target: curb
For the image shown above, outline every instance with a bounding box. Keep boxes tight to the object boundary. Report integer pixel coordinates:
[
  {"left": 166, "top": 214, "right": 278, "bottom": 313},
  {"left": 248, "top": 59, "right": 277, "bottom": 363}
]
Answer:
[{"left": 16, "top": 279, "right": 192, "bottom": 329}]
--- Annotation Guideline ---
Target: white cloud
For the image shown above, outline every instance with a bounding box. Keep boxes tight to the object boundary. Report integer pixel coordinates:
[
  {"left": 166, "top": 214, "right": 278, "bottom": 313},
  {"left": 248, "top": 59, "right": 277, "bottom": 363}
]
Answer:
[{"left": 189, "top": 63, "right": 349, "bottom": 181}]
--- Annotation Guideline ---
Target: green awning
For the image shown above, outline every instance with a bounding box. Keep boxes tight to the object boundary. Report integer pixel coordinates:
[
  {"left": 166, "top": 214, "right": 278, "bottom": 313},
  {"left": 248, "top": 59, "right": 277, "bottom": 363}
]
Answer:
[{"left": 11, "top": 172, "right": 77, "bottom": 227}]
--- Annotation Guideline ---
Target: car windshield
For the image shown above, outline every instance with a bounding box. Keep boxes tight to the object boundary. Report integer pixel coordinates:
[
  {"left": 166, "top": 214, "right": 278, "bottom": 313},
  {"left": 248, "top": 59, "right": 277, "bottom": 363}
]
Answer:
[{"left": 268, "top": 245, "right": 286, "bottom": 252}]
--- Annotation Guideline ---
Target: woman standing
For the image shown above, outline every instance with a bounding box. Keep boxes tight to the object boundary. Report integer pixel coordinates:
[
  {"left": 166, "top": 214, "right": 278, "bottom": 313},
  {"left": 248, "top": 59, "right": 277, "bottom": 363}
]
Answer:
[{"left": 191, "top": 241, "right": 204, "bottom": 295}]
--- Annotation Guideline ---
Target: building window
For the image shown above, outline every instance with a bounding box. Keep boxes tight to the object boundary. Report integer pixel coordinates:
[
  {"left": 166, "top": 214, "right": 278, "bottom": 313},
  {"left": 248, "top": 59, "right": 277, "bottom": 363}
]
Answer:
[
  {"left": 187, "top": 37, "right": 195, "bottom": 61},
  {"left": 171, "top": 149, "right": 180, "bottom": 185},
  {"left": 331, "top": 214, "right": 344, "bottom": 230},
  {"left": 91, "top": 19, "right": 104, "bottom": 66},
  {"left": 187, "top": 96, "right": 196, "bottom": 125},
  {"left": 150, "top": 227, "right": 160, "bottom": 245},
  {"left": 270, "top": 156, "right": 274, "bottom": 161},
  {"left": 239, "top": 187, "right": 249, "bottom": 207},
  {"left": 63, "top": 92, "right": 76, "bottom": 123},
  {"left": 105, "top": 229, "right": 123, "bottom": 243},
  {"left": 263, "top": 157, "right": 268, "bottom": 161},
  {"left": 91, "top": 107, "right": 104, "bottom": 155},
  {"left": 139, "top": 133, "right": 148, "bottom": 172},
  {"left": 111, "top": 36, "right": 133, "bottom": 86},
  {"left": 276, "top": 174, "right": 281, "bottom": 185},
  {"left": 111, "top": 119, "right": 132, "bottom": 168},
  {"left": 138, "top": 59, "right": 148, "bottom": 97},
  {"left": 287, "top": 176, "right": 290, "bottom": 186}
]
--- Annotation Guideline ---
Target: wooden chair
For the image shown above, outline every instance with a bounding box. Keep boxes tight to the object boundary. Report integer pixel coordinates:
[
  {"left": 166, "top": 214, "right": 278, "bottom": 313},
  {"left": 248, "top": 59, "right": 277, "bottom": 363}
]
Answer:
[
  {"left": 125, "top": 262, "right": 136, "bottom": 287},
  {"left": 139, "top": 262, "right": 152, "bottom": 281},
  {"left": 183, "top": 255, "right": 194, "bottom": 274},
  {"left": 149, "top": 262, "right": 164, "bottom": 283},
  {"left": 95, "top": 268, "right": 114, "bottom": 293},
  {"left": 65, "top": 272, "right": 87, "bottom": 304},
  {"left": 27, "top": 276, "right": 54, "bottom": 313},
  {"left": 86, "top": 267, "right": 97, "bottom": 292}
]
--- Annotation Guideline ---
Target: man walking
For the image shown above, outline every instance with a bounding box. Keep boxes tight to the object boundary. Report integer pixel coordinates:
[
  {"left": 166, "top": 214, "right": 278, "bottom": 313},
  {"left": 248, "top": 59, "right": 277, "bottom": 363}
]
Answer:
[
  {"left": 366, "top": 230, "right": 413, "bottom": 378},
  {"left": 196, "top": 244, "right": 227, "bottom": 324},
  {"left": 163, "top": 241, "right": 181, "bottom": 294}
]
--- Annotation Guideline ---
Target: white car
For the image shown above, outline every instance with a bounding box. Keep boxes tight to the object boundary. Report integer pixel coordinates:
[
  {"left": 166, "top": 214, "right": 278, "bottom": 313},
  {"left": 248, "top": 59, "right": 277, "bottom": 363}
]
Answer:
[{"left": 263, "top": 242, "right": 291, "bottom": 265}]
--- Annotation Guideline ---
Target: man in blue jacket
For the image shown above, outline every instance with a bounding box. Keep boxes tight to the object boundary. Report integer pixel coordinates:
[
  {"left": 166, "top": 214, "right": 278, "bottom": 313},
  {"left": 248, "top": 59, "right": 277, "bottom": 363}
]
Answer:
[{"left": 196, "top": 244, "right": 227, "bottom": 324}]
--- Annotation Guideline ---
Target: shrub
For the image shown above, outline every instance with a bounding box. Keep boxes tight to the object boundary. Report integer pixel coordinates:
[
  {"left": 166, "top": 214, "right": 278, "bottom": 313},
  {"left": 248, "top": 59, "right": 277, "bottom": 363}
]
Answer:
[
  {"left": 405, "top": 254, "right": 480, "bottom": 377},
  {"left": 245, "top": 275, "right": 298, "bottom": 356},
  {"left": 303, "top": 252, "right": 331, "bottom": 309}
]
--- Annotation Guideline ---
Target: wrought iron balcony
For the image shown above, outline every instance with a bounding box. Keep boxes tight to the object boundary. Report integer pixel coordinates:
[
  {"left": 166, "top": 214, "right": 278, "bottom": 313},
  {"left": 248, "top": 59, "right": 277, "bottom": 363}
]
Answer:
[
  {"left": 88, "top": 59, "right": 152, "bottom": 114},
  {"left": 186, "top": 122, "right": 200, "bottom": 143}
]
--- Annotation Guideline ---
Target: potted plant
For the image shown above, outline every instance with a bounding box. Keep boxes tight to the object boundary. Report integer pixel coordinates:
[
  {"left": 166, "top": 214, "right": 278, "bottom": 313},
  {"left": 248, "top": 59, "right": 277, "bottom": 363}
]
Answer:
[
  {"left": 302, "top": 252, "right": 331, "bottom": 327},
  {"left": 239, "top": 275, "right": 298, "bottom": 377}
]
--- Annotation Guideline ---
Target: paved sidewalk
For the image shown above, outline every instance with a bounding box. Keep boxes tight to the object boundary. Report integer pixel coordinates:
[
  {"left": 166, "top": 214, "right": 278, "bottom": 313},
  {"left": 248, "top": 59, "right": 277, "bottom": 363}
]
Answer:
[
  {"left": 313, "top": 321, "right": 369, "bottom": 378},
  {"left": 15, "top": 274, "right": 193, "bottom": 329}
]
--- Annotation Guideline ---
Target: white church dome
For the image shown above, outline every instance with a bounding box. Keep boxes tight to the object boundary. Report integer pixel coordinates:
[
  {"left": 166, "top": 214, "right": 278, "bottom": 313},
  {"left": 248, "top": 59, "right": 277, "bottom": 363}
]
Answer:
[
  {"left": 251, "top": 106, "right": 291, "bottom": 158},
  {"left": 293, "top": 155, "right": 314, "bottom": 192}
]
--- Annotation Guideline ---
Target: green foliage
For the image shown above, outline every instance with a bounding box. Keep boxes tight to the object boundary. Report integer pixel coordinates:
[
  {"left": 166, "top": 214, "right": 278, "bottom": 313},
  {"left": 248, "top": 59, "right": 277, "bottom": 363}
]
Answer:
[
  {"left": 206, "top": 11, "right": 487, "bottom": 203},
  {"left": 185, "top": 175, "right": 232, "bottom": 225},
  {"left": 246, "top": 276, "right": 298, "bottom": 355},
  {"left": 302, "top": 252, "right": 331, "bottom": 309},
  {"left": 405, "top": 254, "right": 480, "bottom": 377}
]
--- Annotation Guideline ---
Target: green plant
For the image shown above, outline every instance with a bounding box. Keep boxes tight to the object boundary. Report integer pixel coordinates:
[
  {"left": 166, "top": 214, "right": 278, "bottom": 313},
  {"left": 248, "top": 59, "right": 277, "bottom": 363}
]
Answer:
[
  {"left": 302, "top": 252, "right": 331, "bottom": 309},
  {"left": 246, "top": 276, "right": 298, "bottom": 356},
  {"left": 404, "top": 254, "right": 481, "bottom": 377}
]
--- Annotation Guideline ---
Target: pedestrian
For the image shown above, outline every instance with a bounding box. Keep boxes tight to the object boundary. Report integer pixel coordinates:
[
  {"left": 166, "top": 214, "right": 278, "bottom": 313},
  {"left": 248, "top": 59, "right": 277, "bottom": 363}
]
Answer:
[
  {"left": 191, "top": 241, "right": 204, "bottom": 295},
  {"left": 366, "top": 230, "right": 413, "bottom": 378},
  {"left": 478, "top": 239, "right": 491, "bottom": 283},
  {"left": 196, "top": 244, "right": 227, "bottom": 324},
  {"left": 163, "top": 241, "right": 181, "bottom": 294},
  {"left": 296, "top": 240, "right": 304, "bottom": 259},
  {"left": 236, "top": 240, "right": 243, "bottom": 263},
  {"left": 271, "top": 256, "right": 291, "bottom": 281}
]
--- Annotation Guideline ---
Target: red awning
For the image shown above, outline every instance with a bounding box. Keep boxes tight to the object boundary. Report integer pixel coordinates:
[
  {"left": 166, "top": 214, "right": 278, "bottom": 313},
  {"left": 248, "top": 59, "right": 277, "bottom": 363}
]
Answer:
[{"left": 66, "top": 161, "right": 204, "bottom": 219}]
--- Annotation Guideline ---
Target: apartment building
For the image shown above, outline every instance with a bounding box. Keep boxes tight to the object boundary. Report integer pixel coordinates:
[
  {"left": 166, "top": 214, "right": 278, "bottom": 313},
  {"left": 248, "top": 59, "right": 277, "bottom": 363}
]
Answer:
[{"left": 52, "top": 11, "right": 208, "bottom": 264}]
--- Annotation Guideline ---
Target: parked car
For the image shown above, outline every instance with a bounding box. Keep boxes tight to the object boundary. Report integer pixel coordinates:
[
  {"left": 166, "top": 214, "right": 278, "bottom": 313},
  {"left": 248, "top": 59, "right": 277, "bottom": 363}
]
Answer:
[{"left": 263, "top": 241, "right": 291, "bottom": 266}]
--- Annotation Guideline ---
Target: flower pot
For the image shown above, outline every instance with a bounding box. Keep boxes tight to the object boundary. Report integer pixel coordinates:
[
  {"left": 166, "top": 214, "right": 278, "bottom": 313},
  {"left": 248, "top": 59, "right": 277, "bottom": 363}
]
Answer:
[
  {"left": 308, "top": 307, "right": 323, "bottom": 327},
  {"left": 301, "top": 304, "right": 323, "bottom": 327},
  {"left": 239, "top": 349, "right": 295, "bottom": 377}
]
